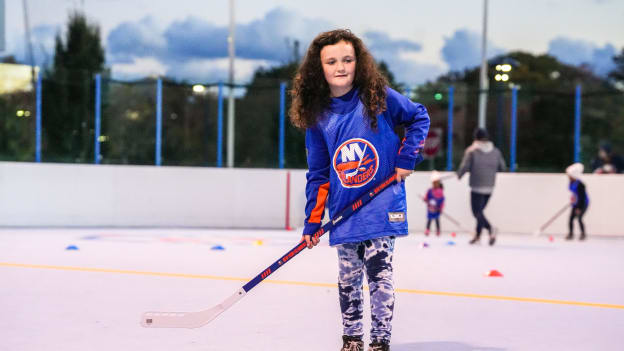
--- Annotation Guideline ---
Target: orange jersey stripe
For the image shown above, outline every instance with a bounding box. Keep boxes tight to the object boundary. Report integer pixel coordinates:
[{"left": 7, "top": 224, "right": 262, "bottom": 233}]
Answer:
[{"left": 309, "top": 182, "right": 329, "bottom": 223}]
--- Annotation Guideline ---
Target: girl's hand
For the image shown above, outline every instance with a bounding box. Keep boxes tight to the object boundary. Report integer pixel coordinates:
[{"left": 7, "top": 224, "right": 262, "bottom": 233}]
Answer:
[
  {"left": 303, "top": 234, "right": 319, "bottom": 249},
  {"left": 396, "top": 168, "right": 413, "bottom": 182}
]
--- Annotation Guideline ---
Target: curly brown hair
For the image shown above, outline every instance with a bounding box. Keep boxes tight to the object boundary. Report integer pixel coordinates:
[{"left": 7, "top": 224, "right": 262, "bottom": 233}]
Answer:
[{"left": 289, "top": 29, "right": 388, "bottom": 130}]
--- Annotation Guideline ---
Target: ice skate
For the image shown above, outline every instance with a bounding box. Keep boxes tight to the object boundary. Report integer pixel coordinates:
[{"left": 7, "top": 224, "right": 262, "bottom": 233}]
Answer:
[{"left": 489, "top": 227, "right": 498, "bottom": 246}]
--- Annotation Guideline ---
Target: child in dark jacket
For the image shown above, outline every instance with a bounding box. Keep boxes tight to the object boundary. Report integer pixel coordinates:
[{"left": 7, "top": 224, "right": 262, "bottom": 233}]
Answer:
[
  {"left": 565, "top": 163, "right": 589, "bottom": 240},
  {"left": 424, "top": 171, "right": 445, "bottom": 236}
]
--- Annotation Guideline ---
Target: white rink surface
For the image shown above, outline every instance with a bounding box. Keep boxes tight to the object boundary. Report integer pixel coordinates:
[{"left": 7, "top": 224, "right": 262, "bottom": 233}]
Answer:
[{"left": 1, "top": 228, "right": 624, "bottom": 351}]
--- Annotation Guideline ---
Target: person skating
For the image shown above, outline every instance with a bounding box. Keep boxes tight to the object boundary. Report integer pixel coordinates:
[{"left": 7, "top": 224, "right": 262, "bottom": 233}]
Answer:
[
  {"left": 456, "top": 128, "right": 506, "bottom": 246},
  {"left": 424, "top": 171, "right": 445, "bottom": 236},
  {"left": 565, "top": 163, "right": 589, "bottom": 240},
  {"left": 290, "top": 29, "right": 430, "bottom": 351}
]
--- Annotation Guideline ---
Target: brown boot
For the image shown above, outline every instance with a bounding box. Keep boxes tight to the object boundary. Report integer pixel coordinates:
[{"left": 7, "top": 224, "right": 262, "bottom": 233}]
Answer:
[
  {"left": 341, "top": 335, "right": 364, "bottom": 351},
  {"left": 368, "top": 340, "right": 390, "bottom": 351}
]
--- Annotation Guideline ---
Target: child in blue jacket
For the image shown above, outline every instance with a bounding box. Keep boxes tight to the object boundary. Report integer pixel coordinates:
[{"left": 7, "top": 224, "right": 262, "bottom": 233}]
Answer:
[
  {"left": 566, "top": 163, "right": 589, "bottom": 240},
  {"left": 289, "top": 29, "right": 430, "bottom": 351}
]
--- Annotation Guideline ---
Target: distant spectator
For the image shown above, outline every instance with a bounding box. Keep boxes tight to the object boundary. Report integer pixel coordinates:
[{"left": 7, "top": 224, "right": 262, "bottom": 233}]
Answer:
[{"left": 591, "top": 142, "right": 624, "bottom": 174}]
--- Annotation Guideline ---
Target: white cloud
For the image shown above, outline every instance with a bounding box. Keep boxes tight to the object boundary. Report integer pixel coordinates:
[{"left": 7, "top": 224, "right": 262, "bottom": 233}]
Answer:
[
  {"left": 548, "top": 37, "right": 616, "bottom": 76},
  {"left": 110, "top": 57, "right": 167, "bottom": 80}
]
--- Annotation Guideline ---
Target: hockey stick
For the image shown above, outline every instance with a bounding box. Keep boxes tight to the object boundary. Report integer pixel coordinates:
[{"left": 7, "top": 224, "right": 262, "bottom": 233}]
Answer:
[
  {"left": 440, "top": 212, "right": 471, "bottom": 233},
  {"left": 141, "top": 173, "right": 399, "bottom": 329},
  {"left": 533, "top": 203, "right": 570, "bottom": 237}
]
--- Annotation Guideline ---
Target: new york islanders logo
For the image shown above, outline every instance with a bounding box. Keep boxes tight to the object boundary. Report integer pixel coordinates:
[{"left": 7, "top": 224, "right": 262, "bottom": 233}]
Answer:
[{"left": 333, "top": 138, "right": 379, "bottom": 188}]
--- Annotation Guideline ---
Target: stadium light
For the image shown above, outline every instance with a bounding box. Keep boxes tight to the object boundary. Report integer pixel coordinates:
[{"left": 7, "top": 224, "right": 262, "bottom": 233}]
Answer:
[{"left": 192, "top": 84, "right": 205, "bottom": 93}]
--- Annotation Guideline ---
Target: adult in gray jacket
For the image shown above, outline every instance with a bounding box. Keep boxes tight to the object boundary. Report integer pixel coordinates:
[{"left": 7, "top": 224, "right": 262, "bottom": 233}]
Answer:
[{"left": 457, "top": 128, "right": 506, "bottom": 245}]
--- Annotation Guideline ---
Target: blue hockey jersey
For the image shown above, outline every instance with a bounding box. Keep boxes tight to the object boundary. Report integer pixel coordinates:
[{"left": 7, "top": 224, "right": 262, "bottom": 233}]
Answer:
[
  {"left": 569, "top": 179, "right": 589, "bottom": 209},
  {"left": 303, "top": 87, "right": 430, "bottom": 245}
]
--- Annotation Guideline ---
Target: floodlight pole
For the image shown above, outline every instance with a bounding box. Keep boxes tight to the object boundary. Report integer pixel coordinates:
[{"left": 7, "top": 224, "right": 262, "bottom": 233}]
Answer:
[
  {"left": 22, "top": 0, "right": 36, "bottom": 86},
  {"left": 477, "top": 0, "right": 489, "bottom": 129},
  {"left": 227, "top": 0, "right": 236, "bottom": 167}
]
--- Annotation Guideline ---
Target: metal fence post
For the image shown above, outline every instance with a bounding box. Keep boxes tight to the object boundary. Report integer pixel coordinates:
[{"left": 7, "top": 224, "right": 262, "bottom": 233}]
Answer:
[
  {"left": 574, "top": 84, "right": 582, "bottom": 163},
  {"left": 446, "top": 86, "right": 454, "bottom": 171},
  {"left": 94, "top": 73, "right": 101, "bottom": 164},
  {"left": 156, "top": 78, "right": 162, "bottom": 166},
  {"left": 510, "top": 86, "right": 518, "bottom": 172},
  {"left": 279, "top": 82, "right": 286, "bottom": 169}
]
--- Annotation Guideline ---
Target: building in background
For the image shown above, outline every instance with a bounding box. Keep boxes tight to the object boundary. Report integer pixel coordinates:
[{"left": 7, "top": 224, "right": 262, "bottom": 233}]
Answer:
[{"left": 0, "top": 63, "right": 38, "bottom": 93}]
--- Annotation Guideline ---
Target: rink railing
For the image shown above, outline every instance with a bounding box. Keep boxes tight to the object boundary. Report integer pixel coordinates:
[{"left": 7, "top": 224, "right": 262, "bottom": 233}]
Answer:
[{"left": 0, "top": 161, "right": 622, "bottom": 236}]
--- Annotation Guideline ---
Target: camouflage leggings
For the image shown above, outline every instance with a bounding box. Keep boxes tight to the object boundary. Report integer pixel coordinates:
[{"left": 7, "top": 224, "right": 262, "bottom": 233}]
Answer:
[{"left": 337, "top": 236, "right": 395, "bottom": 344}]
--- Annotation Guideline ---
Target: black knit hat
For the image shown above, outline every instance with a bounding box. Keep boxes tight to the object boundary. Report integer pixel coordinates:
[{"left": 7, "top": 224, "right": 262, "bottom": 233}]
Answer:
[{"left": 474, "top": 128, "right": 489, "bottom": 141}]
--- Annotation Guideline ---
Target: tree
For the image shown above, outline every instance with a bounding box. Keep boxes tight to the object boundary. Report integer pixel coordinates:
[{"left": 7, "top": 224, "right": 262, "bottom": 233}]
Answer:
[
  {"left": 235, "top": 62, "right": 303, "bottom": 168},
  {"left": 377, "top": 61, "right": 405, "bottom": 93},
  {"left": 417, "top": 51, "right": 624, "bottom": 171},
  {"left": 43, "top": 11, "right": 105, "bottom": 162},
  {"left": 609, "top": 48, "right": 624, "bottom": 83}
]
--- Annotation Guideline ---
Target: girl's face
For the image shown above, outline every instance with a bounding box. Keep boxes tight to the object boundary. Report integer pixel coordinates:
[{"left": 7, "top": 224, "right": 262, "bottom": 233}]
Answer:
[{"left": 320, "top": 40, "right": 356, "bottom": 97}]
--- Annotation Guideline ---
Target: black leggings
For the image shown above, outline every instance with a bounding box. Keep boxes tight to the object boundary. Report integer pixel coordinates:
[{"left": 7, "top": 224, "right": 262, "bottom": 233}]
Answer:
[
  {"left": 569, "top": 207, "right": 587, "bottom": 235},
  {"left": 426, "top": 218, "right": 440, "bottom": 231},
  {"left": 471, "top": 192, "right": 492, "bottom": 236}
]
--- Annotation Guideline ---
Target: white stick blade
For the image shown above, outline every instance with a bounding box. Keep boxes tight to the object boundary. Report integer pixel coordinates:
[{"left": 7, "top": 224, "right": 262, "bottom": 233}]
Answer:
[
  {"left": 141, "top": 288, "right": 246, "bottom": 329},
  {"left": 141, "top": 307, "right": 223, "bottom": 329}
]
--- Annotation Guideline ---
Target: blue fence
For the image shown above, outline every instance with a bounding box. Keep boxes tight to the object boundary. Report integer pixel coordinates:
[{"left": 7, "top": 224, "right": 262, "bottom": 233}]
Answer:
[{"left": 2, "top": 73, "right": 621, "bottom": 172}]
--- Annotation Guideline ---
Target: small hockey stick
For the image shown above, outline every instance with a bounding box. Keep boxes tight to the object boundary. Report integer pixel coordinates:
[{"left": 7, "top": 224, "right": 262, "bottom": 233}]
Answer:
[
  {"left": 441, "top": 212, "right": 471, "bottom": 233},
  {"left": 141, "top": 173, "right": 399, "bottom": 328},
  {"left": 533, "top": 203, "right": 570, "bottom": 237}
]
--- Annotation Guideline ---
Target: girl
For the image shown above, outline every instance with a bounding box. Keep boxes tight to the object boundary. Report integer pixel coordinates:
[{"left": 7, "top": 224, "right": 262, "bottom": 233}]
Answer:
[
  {"left": 566, "top": 163, "right": 589, "bottom": 240},
  {"left": 424, "top": 171, "right": 445, "bottom": 236},
  {"left": 290, "top": 29, "right": 430, "bottom": 351}
]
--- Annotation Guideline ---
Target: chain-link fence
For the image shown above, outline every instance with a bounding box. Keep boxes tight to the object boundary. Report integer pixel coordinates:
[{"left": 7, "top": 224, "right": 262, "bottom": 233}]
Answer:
[
  {"left": 412, "top": 83, "right": 623, "bottom": 173},
  {"left": 1, "top": 70, "right": 622, "bottom": 173}
]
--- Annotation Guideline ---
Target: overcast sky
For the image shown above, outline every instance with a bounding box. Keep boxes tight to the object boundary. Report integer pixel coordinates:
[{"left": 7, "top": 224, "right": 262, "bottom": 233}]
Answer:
[{"left": 4, "top": 0, "right": 624, "bottom": 85}]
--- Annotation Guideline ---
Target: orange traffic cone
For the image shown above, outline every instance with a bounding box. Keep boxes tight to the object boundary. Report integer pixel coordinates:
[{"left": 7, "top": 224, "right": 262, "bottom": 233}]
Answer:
[{"left": 485, "top": 269, "right": 503, "bottom": 277}]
